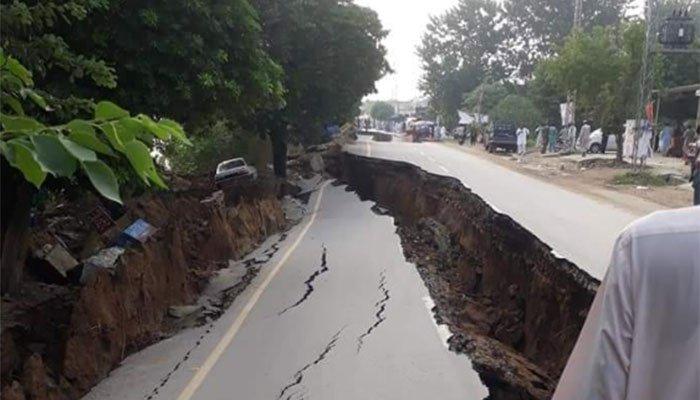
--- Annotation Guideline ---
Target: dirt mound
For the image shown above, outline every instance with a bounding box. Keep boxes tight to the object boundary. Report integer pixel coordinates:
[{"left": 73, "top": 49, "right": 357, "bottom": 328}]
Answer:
[
  {"left": 1, "top": 179, "right": 286, "bottom": 400},
  {"left": 329, "top": 153, "right": 599, "bottom": 400}
]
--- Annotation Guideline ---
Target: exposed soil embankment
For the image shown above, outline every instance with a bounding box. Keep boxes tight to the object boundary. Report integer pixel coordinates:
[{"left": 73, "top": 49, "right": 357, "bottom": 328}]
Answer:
[
  {"left": 1, "top": 181, "right": 286, "bottom": 400},
  {"left": 329, "top": 153, "right": 599, "bottom": 399}
]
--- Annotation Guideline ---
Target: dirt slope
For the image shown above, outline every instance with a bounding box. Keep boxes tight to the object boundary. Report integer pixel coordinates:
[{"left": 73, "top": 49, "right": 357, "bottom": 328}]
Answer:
[{"left": 1, "top": 182, "right": 286, "bottom": 400}]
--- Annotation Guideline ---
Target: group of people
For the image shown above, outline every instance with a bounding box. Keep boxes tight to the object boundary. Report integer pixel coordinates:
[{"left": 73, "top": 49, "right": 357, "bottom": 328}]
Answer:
[{"left": 530, "top": 121, "right": 593, "bottom": 155}]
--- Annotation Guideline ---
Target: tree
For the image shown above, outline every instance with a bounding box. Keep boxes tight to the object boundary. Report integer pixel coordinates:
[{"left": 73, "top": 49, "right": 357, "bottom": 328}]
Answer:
[
  {"left": 370, "top": 101, "right": 395, "bottom": 121},
  {"left": 0, "top": 51, "right": 189, "bottom": 294},
  {"left": 54, "top": 0, "right": 285, "bottom": 131},
  {"left": 491, "top": 94, "right": 544, "bottom": 129},
  {"left": 502, "top": 0, "right": 631, "bottom": 77},
  {"left": 537, "top": 22, "right": 659, "bottom": 160},
  {"left": 463, "top": 83, "right": 514, "bottom": 115},
  {"left": 418, "top": 0, "right": 509, "bottom": 128},
  {"left": 251, "top": 0, "right": 390, "bottom": 176},
  {"left": 0, "top": 0, "right": 119, "bottom": 118}
]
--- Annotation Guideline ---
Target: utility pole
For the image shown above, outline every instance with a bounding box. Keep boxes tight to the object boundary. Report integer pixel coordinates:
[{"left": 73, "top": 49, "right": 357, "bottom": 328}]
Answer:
[
  {"left": 566, "top": 0, "right": 584, "bottom": 128},
  {"left": 633, "top": 0, "right": 661, "bottom": 169},
  {"left": 574, "top": 0, "right": 583, "bottom": 31}
]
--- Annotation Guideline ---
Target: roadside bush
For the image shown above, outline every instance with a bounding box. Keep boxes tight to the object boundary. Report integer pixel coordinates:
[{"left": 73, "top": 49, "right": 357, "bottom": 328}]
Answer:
[
  {"left": 166, "top": 120, "right": 270, "bottom": 176},
  {"left": 491, "top": 94, "right": 544, "bottom": 130}
]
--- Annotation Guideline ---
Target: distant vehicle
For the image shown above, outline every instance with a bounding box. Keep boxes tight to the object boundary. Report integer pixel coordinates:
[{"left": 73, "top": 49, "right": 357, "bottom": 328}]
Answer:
[
  {"left": 215, "top": 158, "right": 257, "bottom": 187},
  {"left": 588, "top": 129, "right": 618, "bottom": 153},
  {"left": 486, "top": 122, "right": 517, "bottom": 153}
]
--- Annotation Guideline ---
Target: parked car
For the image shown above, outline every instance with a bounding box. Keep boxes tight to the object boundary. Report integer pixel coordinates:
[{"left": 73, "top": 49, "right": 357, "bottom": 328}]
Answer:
[
  {"left": 588, "top": 129, "right": 618, "bottom": 153},
  {"left": 214, "top": 158, "right": 257, "bottom": 187},
  {"left": 486, "top": 122, "right": 517, "bottom": 153}
]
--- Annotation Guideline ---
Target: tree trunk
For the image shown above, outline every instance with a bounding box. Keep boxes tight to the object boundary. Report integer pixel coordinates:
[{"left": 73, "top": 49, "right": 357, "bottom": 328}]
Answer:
[
  {"left": 270, "top": 128, "right": 287, "bottom": 178},
  {"left": 615, "top": 133, "right": 623, "bottom": 162},
  {"left": 1, "top": 161, "right": 34, "bottom": 296}
]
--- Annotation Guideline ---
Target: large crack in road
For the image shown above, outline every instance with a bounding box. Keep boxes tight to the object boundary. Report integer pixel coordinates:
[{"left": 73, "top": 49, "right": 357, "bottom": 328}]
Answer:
[
  {"left": 356, "top": 270, "right": 390, "bottom": 353},
  {"left": 279, "top": 245, "right": 329, "bottom": 315},
  {"left": 277, "top": 328, "right": 344, "bottom": 400},
  {"left": 326, "top": 152, "right": 600, "bottom": 400}
]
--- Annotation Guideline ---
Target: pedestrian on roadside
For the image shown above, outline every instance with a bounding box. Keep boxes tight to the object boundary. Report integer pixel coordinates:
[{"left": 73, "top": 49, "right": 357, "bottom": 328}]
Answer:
[
  {"left": 659, "top": 121, "right": 673, "bottom": 154},
  {"left": 682, "top": 122, "right": 698, "bottom": 160},
  {"left": 548, "top": 124, "right": 558, "bottom": 153},
  {"left": 538, "top": 124, "right": 548, "bottom": 154},
  {"left": 566, "top": 123, "right": 577, "bottom": 153},
  {"left": 553, "top": 205, "right": 700, "bottom": 400},
  {"left": 578, "top": 120, "right": 592, "bottom": 157},
  {"left": 516, "top": 125, "right": 528, "bottom": 155}
]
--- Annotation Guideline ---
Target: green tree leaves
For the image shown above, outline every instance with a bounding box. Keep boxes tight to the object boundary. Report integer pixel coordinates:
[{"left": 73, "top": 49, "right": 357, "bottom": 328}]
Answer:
[
  {"left": 370, "top": 102, "right": 395, "bottom": 121},
  {"left": 82, "top": 160, "right": 121, "bottom": 204},
  {"left": 1, "top": 140, "right": 47, "bottom": 187},
  {"left": 1, "top": 52, "right": 189, "bottom": 203},
  {"left": 95, "top": 101, "right": 129, "bottom": 120},
  {"left": 0, "top": 115, "right": 45, "bottom": 132},
  {"left": 491, "top": 95, "right": 544, "bottom": 129},
  {"left": 31, "top": 134, "right": 78, "bottom": 177},
  {"left": 252, "top": 0, "right": 390, "bottom": 143}
]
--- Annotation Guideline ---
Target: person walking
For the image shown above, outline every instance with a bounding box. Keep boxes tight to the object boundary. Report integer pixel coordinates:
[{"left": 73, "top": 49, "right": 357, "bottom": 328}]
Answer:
[
  {"left": 535, "top": 124, "right": 544, "bottom": 152},
  {"left": 683, "top": 122, "right": 698, "bottom": 160},
  {"left": 516, "top": 125, "right": 528, "bottom": 155},
  {"left": 659, "top": 122, "right": 673, "bottom": 154},
  {"left": 548, "top": 124, "right": 558, "bottom": 153},
  {"left": 578, "top": 120, "right": 592, "bottom": 157},
  {"left": 553, "top": 206, "right": 700, "bottom": 400}
]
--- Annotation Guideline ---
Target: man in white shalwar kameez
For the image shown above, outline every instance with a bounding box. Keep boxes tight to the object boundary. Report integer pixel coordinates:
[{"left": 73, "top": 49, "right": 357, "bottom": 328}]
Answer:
[{"left": 553, "top": 206, "right": 700, "bottom": 400}]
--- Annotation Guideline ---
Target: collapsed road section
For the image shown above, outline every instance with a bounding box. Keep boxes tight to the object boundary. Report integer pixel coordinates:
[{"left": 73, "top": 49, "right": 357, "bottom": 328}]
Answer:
[
  {"left": 327, "top": 152, "right": 600, "bottom": 399},
  {"left": 0, "top": 177, "right": 290, "bottom": 400}
]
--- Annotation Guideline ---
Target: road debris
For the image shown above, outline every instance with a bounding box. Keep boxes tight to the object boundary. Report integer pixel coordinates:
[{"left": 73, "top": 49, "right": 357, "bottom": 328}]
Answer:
[
  {"left": 34, "top": 242, "right": 79, "bottom": 278},
  {"left": 79, "top": 246, "right": 125, "bottom": 284},
  {"left": 118, "top": 218, "right": 157, "bottom": 245}
]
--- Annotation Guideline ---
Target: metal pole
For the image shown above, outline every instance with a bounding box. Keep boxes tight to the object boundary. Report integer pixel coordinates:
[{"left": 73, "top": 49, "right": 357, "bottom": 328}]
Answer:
[{"left": 633, "top": 0, "right": 660, "bottom": 169}]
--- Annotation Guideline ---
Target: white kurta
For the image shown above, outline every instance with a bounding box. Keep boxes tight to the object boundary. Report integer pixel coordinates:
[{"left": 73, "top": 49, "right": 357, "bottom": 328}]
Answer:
[
  {"left": 516, "top": 128, "right": 528, "bottom": 145},
  {"left": 554, "top": 207, "right": 700, "bottom": 400}
]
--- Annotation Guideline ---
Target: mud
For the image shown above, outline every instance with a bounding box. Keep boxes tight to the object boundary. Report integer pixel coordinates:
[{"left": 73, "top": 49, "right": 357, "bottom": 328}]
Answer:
[
  {"left": 1, "top": 181, "right": 287, "bottom": 400},
  {"left": 329, "top": 153, "right": 599, "bottom": 400}
]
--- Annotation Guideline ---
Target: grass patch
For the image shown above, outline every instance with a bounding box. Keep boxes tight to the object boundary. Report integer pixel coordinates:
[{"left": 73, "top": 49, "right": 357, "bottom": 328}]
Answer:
[{"left": 611, "top": 171, "right": 673, "bottom": 187}]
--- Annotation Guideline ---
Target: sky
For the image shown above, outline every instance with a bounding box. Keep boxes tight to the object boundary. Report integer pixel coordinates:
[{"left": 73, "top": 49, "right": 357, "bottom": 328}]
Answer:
[
  {"left": 355, "top": 0, "right": 457, "bottom": 101},
  {"left": 357, "top": 0, "right": 647, "bottom": 102}
]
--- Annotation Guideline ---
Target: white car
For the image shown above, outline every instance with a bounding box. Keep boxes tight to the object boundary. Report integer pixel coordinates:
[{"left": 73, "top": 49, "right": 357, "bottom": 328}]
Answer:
[
  {"left": 588, "top": 128, "right": 618, "bottom": 153},
  {"left": 214, "top": 158, "right": 257, "bottom": 186}
]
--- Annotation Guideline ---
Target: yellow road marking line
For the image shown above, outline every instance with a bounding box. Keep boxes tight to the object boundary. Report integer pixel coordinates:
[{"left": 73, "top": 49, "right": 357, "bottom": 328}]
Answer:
[{"left": 177, "top": 180, "right": 330, "bottom": 400}]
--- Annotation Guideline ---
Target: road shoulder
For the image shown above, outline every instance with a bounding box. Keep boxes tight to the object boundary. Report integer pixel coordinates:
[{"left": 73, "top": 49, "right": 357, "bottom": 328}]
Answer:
[{"left": 440, "top": 141, "right": 691, "bottom": 215}]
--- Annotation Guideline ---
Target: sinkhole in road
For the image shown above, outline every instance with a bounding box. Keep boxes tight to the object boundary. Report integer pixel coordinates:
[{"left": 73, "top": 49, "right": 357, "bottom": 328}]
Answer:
[{"left": 326, "top": 152, "right": 601, "bottom": 400}]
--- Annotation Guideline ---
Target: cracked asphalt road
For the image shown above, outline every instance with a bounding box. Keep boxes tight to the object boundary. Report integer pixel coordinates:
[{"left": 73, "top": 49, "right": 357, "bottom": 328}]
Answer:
[
  {"left": 84, "top": 182, "right": 487, "bottom": 400},
  {"left": 184, "top": 184, "right": 487, "bottom": 399}
]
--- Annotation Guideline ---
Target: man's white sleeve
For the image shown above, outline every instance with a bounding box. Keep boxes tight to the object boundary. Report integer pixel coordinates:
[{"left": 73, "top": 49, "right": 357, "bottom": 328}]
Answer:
[{"left": 554, "top": 234, "right": 634, "bottom": 400}]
